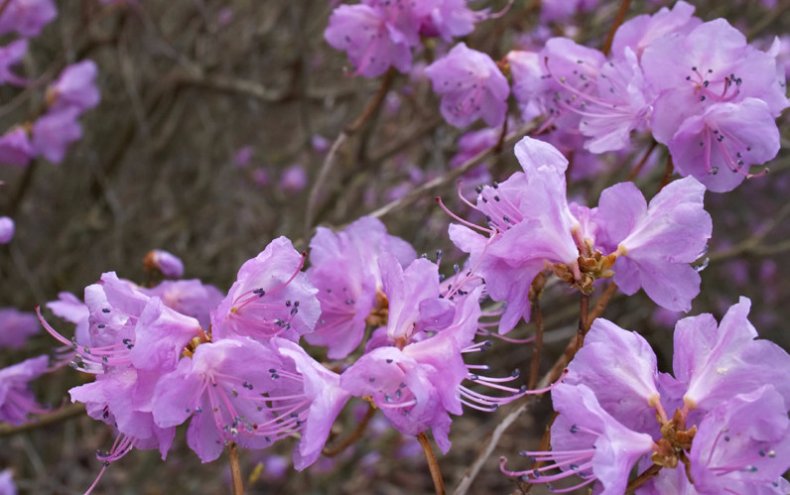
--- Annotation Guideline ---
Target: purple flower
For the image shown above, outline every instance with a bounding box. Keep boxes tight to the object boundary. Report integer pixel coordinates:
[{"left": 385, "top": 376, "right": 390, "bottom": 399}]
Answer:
[
  {"left": 0, "top": 469, "right": 16, "bottom": 495},
  {"left": 576, "top": 48, "right": 654, "bottom": 153},
  {"left": 31, "top": 107, "right": 83, "bottom": 164},
  {"left": 688, "top": 386, "right": 790, "bottom": 494},
  {"left": 642, "top": 18, "right": 788, "bottom": 191},
  {"left": 506, "top": 50, "right": 544, "bottom": 121},
  {"left": 449, "top": 126, "right": 501, "bottom": 187},
  {"left": 144, "top": 280, "right": 223, "bottom": 331},
  {"left": 279, "top": 164, "right": 307, "bottom": 193},
  {"left": 341, "top": 255, "right": 523, "bottom": 451},
  {"left": 151, "top": 336, "right": 348, "bottom": 466},
  {"left": 611, "top": 1, "right": 700, "bottom": 60},
  {"left": 69, "top": 368, "right": 177, "bottom": 461},
  {"left": 0, "top": 40, "right": 27, "bottom": 86},
  {"left": 47, "top": 60, "right": 100, "bottom": 112},
  {"left": 305, "top": 216, "right": 415, "bottom": 359},
  {"left": 501, "top": 382, "right": 655, "bottom": 494},
  {"left": 595, "top": 176, "right": 711, "bottom": 311},
  {"left": 0, "top": 308, "right": 39, "bottom": 350},
  {"left": 0, "top": 216, "right": 14, "bottom": 244},
  {"left": 0, "top": 356, "right": 49, "bottom": 425},
  {"left": 0, "top": 128, "right": 34, "bottom": 167},
  {"left": 563, "top": 318, "right": 660, "bottom": 432},
  {"left": 46, "top": 292, "right": 89, "bottom": 344},
  {"left": 144, "top": 249, "right": 185, "bottom": 278},
  {"left": 667, "top": 98, "right": 781, "bottom": 192},
  {"left": 211, "top": 237, "right": 320, "bottom": 343},
  {"left": 448, "top": 137, "right": 580, "bottom": 332},
  {"left": 0, "top": 0, "right": 57, "bottom": 38},
  {"left": 324, "top": 2, "right": 418, "bottom": 77},
  {"left": 672, "top": 298, "right": 790, "bottom": 411},
  {"left": 232, "top": 145, "right": 253, "bottom": 168},
  {"left": 41, "top": 272, "right": 205, "bottom": 462},
  {"left": 506, "top": 299, "right": 790, "bottom": 494},
  {"left": 417, "top": 0, "right": 479, "bottom": 41},
  {"left": 424, "top": 43, "right": 509, "bottom": 128}
]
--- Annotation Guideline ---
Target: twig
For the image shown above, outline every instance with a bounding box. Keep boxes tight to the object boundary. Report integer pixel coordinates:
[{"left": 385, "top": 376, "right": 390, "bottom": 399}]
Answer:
[
  {"left": 587, "top": 282, "right": 618, "bottom": 325},
  {"left": 626, "top": 464, "right": 662, "bottom": 493},
  {"left": 528, "top": 275, "right": 546, "bottom": 390},
  {"left": 602, "top": 0, "right": 632, "bottom": 55},
  {"left": 370, "top": 122, "right": 537, "bottom": 220},
  {"left": 228, "top": 442, "right": 245, "bottom": 495},
  {"left": 658, "top": 155, "right": 674, "bottom": 192},
  {"left": 626, "top": 140, "right": 658, "bottom": 181},
  {"left": 418, "top": 432, "right": 446, "bottom": 495},
  {"left": 0, "top": 403, "right": 85, "bottom": 437},
  {"left": 322, "top": 404, "right": 376, "bottom": 457},
  {"left": 575, "top": 294, "right": 590, "bottom": 350},
  {"left": 304, "top": 70, "right": 395, "bottom": 234}
]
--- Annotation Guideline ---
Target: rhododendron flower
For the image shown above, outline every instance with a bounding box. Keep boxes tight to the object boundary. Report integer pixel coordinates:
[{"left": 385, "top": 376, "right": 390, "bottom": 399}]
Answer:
[
  {"left": 447, "top": 137, "right": 711, "bottom": 331},
  {"left": 0, "top": 356, "right": 49, "bottom": 425},
  {"left": 31, "top": 107, "right": 83, "bottom": 164},
  {"left": 151, "top": 336, "right": 349, "bottom": 467},
  {"left": 46, "top": 292, "right": 89, "bottom": 344},
  {"left": 504, "top": 298, "right": 790, "bottom": 494},
  {"left": 510, "top": 38, "right": 606, "bottom": 130},
  {"left": 0, "top": 0, "right": 57, "bottom": 38},
  {"left": 0, "top": 469, "right": 15, "bottom": 495},
  {"left": 595, "top": 177, "right": 711, "bottom": 312},
  {"left": 47, "top": 60, "right": 100, "bottom": 112},
  {"left": 501, "top": 382, "right": 656, "bottom": 494},
  {"left": 279, "top": 164, "right": 307, "bottom": 193},
  {"left": 0, "top": 308, "right": 39, "bottom": 350},
  {"left": 0, "top": 217, "right": 14, "bottom": 244},
  {"left": 0, "top": 128, "right": 34, "bottom": 168},
  {"left": 144, "top": 249, "right": 185, "bottom": 279},
  {"left": 417, "top": 0, "right": 479, "bottom": 41},
  {"left": 324, "top": 2, "right": 418, "bottom": 77},
  {"left": 425, "top": 43, "right": 509, "bottom": 128},
  {"left": 211, "top": 237, "right": 320, "bottom": 343},
  {"left": 0, "top": 40, "right": 27, "bottom": 86},
  {"left": 611, "top": 1, "right": 700, "bottom": 60},
  {"left": 305, "top": 216, "right": 415, "bottom": 359},
  {"left": 342, "top": 254, "right": 525, "bottom": 451},
  {"left": 144, "top": 280, "right": 223, "bottom": 330},
  {"left": 643, "top": 18, "right": 788, "bottom": 191},
  {"left": 40, "top": 272, "right": 204, "bottom": 461}
]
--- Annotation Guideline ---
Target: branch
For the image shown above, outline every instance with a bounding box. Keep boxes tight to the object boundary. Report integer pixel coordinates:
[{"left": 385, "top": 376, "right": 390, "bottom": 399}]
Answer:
[
  {"left": 602, "top": 0, "right": 632, "bottom": 56},
  {"left": 418, "top": 432, "right": 446, "bottom": 495},
  {"left": 371, "top": 122, "right": 537, "bottom": 220},
  {"left": 304, "top": 71, "right": 396, "bottom": 234},
  {"left": 0, "top": 403, "right": 85, "bottom": 437},
  {"left": 228, "top": 442, "right": 245, "bottom": 495},
  {"left": 322, "top": 403, "right": 376, "bottom": 457}
]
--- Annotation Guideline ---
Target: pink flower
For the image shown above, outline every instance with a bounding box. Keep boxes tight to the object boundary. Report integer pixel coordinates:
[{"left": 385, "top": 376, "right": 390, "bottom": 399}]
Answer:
[
  {"left": 425, "top": 43, "right": 509, "bottom": 128},
  {"left": 0, "top": 308, "right": 39, "bottom": 349}
]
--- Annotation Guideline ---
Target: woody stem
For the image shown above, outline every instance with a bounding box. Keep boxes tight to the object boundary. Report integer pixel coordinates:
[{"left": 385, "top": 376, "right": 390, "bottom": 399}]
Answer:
[
  {"left": 228, "top": 442, "right": 244, "bottom": 495},
  {"left": 418, "top": 432, "right": 446, "bottom": 495}
]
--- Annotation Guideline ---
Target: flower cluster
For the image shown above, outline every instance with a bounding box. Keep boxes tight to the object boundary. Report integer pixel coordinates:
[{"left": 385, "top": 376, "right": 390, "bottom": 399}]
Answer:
[
  {"left": 506, "top": 1, "right": 787, "bottom": 191},
  {"left": 502, "top": 298, "right": 790, "bottom": 494},
  {"left": 325, "top": 0, "right": 487, "bottom": 77},
  {"left": 446, "top": 136, "right": 711, "bottom": 332}
]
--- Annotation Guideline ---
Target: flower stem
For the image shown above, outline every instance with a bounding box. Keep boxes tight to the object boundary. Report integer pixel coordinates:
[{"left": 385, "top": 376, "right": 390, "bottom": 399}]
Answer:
[
  {"left": 417, "top": 432, "right": 446, "bottom": 495},
  {"left": 575, "top": 294, "right": 590, "bottom": 351},
  {"left": 228, "top": 442, "right": 244, "bottom": 495},
  {"left": 322, "top": 403, "right": 376, "bottom": 457},
  {"left": 528, "top": 275, "right": 546, "bottom": 390},
  {"left": 602, "top": 0, "right": 632, "bottom": 55},
  {"left": 626, "top": 464, "right": 662, "bottom": 493}
]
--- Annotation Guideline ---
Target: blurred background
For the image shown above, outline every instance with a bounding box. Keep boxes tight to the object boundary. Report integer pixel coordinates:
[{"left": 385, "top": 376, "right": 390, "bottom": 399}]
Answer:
[{"left": 0, "top": 0, "right": 788, "bottom": 493}]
